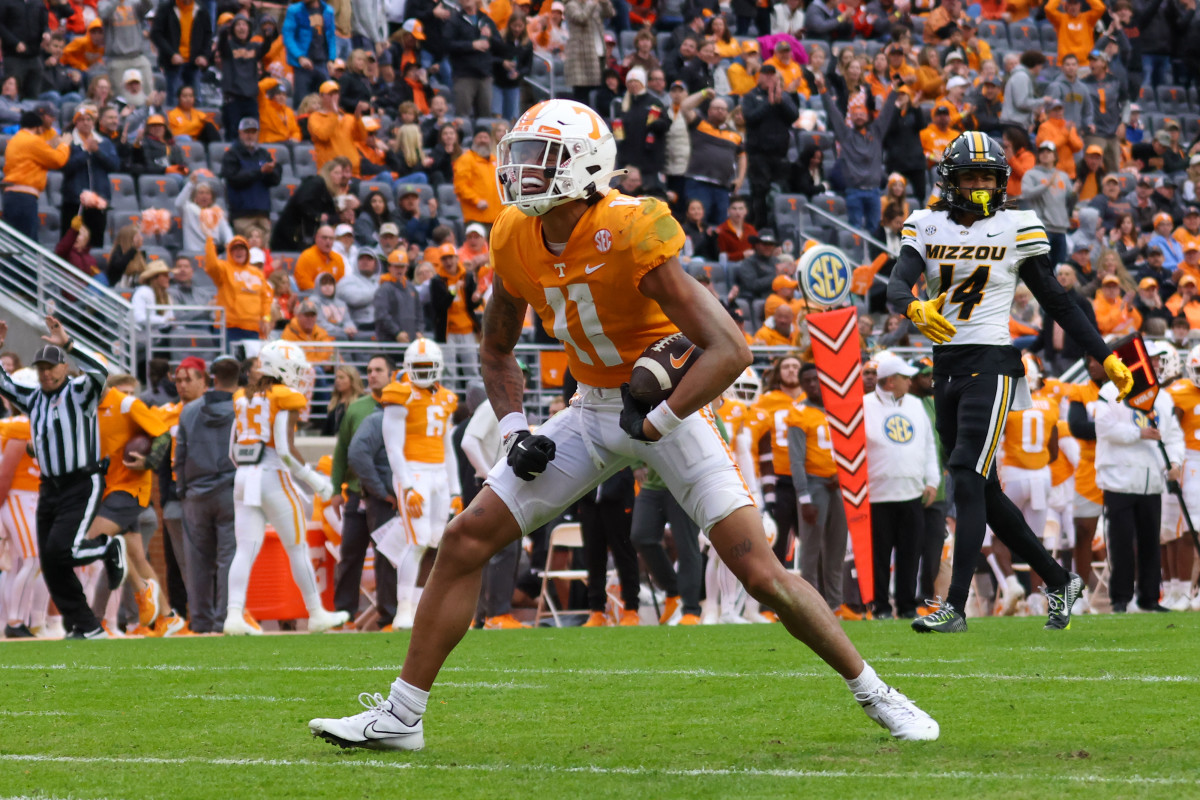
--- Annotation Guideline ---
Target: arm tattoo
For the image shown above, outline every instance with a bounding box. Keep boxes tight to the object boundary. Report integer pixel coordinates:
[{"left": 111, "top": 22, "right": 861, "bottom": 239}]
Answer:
[
  {"left": 730, "top": 537, "right": 753, "bottom": 560},
  {"left": 480, "top": 279, "right": 529, "bottom": 419}
]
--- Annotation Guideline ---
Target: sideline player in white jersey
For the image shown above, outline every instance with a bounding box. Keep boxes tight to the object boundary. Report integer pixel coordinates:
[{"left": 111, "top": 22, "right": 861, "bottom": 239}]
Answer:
[
  {"left": 0, "top": 368, "right": 48, "bottom": 638},
  {"left": 310, "top": 99, "right": 937, "bottom": 751},
  {"left": 224, "top": 341, "right": 350, "bottom": 635},
  {"left": 888, "top": 131, "right": 1134, "bottom": 633},
  {"left": 381, "top": 338, "right": 461, "bottom": 629}
]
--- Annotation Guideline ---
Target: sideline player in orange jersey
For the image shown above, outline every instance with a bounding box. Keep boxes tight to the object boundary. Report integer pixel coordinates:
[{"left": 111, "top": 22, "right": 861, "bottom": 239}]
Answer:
[
  {"left": 381, "top": 338, "right": 461, "bottom": 630},
  {"left": 0, "top": 369, "right": 47, "bottom": 638},
  {"left": 1164, "top": 344, "right": 1200, "bottom": 611},
  {"left": 86, "top": 373, "right": 184, "bottom": 637},
  {"left": 310, "top": 99, "right": 938, "bottom": 750},
  {"left": 993, "top": 355, "right": 1060, "bottom": 613},
  {"left": 224, "top": 341, "right": 350, "bottom": 636},
  {"left": 1064, "top": 357, "right": 1107, "bottom": 598},
  {"left": 745, "top": 353, "right": 806, "bottom": 567}
]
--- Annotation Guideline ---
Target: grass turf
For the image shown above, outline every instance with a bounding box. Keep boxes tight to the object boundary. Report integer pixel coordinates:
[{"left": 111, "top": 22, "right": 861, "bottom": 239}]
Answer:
[{"left": 1, "top": 614, "right": 1197, "bottom": 800}]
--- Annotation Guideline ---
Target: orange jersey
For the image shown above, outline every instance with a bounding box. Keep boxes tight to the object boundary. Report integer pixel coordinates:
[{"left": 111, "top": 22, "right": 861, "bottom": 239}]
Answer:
[
  {"left": 1002, "top": 394, "right": 1060, "bottom": 470},
  {"left": 1062, "top": 381, "right": 1102, "bottom": 503},
  {"left": 380, "top": 379, "right": 459, "bottom": 463},
  {"left": 1167, "top": 379, "right": 1200, "bottom": 452},
  {"left": 98, "top": 389, "right": 170, "bottom": 504},
  {"left": 490, "top": 190, "right": 684, "bottom": 388},
  {"left": 788, "top": 404, "right": 837, "bottom": 479},
  {"left": 715, "top": 397, "right": 748, "bottom": 439},
  {"left": 1049, "top": 419, "right": 1076, "bottom": 487},
  {"left": 747, "top": 390, "right": 805, "bottom": 477},
  {"left": 0, "top": 416, "right": 39, "bottom": 492},
  {"left": 235, "top": 384, "right": 307, "bottom": 451}
]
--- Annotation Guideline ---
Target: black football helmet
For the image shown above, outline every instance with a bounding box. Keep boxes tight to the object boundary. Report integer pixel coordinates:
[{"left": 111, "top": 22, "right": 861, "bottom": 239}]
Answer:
[{"left": 937, "top": 131, "right": 1010, "bottom": 218}]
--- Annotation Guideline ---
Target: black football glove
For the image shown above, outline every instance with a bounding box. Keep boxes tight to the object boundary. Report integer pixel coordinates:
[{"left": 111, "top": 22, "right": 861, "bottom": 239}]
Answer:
[
  {"left": 619, "top": 383, "right": 656, "bottom": 442},
  {"left": 504, "top": 430, "right": 557, "bottom": 481}
]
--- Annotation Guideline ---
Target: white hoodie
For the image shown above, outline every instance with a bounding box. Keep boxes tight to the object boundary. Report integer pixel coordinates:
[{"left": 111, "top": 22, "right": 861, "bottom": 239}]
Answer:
[
  {"left": 1094, "top": 383, "right": 1184, "bottom": 495},
  {"left": 863, "top": 387, "right": 940, "bottom": 503}
]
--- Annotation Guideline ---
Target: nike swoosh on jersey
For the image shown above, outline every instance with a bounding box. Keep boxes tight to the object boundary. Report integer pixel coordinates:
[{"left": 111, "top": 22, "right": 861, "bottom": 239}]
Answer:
[
  {"left": 986, "top": 231, "right": 1003, "bottom": 237},
  {"left": 584, "top": 262, "right": 607, "bottom": 274},
  {"left": 670, "top": 345, "right": 697, "bottom": 369}
]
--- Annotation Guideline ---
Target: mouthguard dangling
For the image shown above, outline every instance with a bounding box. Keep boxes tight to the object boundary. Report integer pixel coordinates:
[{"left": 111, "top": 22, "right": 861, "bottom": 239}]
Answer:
[{"left": 970, "top": 189, "right": 991, "bottom": 215}]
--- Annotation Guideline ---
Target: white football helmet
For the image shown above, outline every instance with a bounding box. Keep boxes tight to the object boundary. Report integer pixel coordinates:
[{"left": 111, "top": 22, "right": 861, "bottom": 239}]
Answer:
[
  {"left": 10, "top": 367, "right": 37, "bottom": 388},
  {"left": 1185, "top": 344, "right": 1200, "bottom": 385},
  {"left": 1148, "top": 340, "right": 1181, "bottom": 384},
  {"left": 496, "top": 99, "right": 620, "bottom": 217},
  {"left": 726, "top": 366, "right": 761, "bottom": 404},
  {"left": 403, "top": 338, "right": 444, "bottom": 388},
  {"left": 258, "top": 340, "right": 311, "bottom": 391}
]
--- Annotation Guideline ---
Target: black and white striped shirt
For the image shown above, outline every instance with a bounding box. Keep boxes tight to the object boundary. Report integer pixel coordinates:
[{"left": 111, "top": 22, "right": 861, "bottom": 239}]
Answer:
[{"left": 0, "top": 347, "right": 108, "bottom": 478}]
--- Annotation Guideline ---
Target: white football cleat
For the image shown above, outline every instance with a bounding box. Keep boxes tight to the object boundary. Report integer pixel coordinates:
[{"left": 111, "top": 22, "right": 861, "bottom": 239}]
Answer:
[
  {"left": 719, "top": 610, "right": 752, "bottom": 624},
  {"left": 308, "top": 608, "right": 351, "bottom": 633},
  {"left": 1001, "top": 575, "right": 1025, "bottom": 616},
  {"left": 394, "top": 600, "right": 416, "bottom": 629},
  {"left": 310, "top": 692, "right": 424, "bottom": 751},
  {"left": 223, "top": 609, "right": 262, "bottom": 636},
  {"left": 856, "top": 685, "right": 939, "bottom": 741}
]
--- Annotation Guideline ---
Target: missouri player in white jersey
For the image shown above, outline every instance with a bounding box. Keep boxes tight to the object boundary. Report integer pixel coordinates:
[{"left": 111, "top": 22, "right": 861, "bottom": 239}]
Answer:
[
  {"left": 224, "top": 341, "right": 350, "bottom": 636},
  {"left": 381, "top": 338, "right": 461, "bottom": 629},
  {"left": 311, "top": 99, "right": 937, "bottom": 751},
  {"left": 889, "top": 130, "right": 1133, "bottom": 633}
]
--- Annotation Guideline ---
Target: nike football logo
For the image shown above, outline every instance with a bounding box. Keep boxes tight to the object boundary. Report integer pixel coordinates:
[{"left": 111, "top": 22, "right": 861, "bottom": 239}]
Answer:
[
  {"left": 364, "top": 717, "right": 416, "bottom": 738},
  {"left": 584, "top": 262, "right": 606, "bottom": 274},
  {"left": 670, "top": 345, "right": 697, "bottom": 369},
  {"left": 986, "top": 231, "right": 1003, "bottom": 237}
]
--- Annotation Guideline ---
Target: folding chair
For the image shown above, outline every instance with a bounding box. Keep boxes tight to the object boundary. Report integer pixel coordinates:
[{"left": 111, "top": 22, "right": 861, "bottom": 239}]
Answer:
[{"left": 534, "top": 522, "right": 591, "bottom": 627}]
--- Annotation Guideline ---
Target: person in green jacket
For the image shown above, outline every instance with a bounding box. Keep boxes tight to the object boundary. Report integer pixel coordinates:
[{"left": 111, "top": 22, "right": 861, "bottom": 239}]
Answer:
[{"left": 909, "top": 358, "right": 948, "bottom": 607}]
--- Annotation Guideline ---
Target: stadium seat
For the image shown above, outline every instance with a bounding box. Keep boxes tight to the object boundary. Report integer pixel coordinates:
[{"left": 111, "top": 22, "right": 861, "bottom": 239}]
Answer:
[
  {"left": 1039, "top": 25, "right": 1058, "bottom": 53},
  {"left": 109, "top": 173, "right": 136, "bottom": 206},
  {"left": 1182, "top": 114, "right": 1200, "bottom": 140},
  {"left": 271, "top": 179, "right": 300, "bottom": 211},
  {"left": 138, "top": 174, "right": 181, "bottom": 210},
  {"left": 1157, "top": 85, "right": 1189, "bottom": 115},
  {"left": 751, "top": 297, "right": 767, "bottom": 329},
  {"left": 261, "top": 143, "right": 291, "bottom": 171},
  {"left": 801, "top": 39, "right": 831, "bottom": 62},
  {"left": 1008, "top": 22, "right": 1038, "bottom": 50},
  {"left": 272, "top": 251, "right": 300, "bottom": 275},
  {"left": 655, "top": 31, "right": 672, "bottom": 58},
  {"left": 358, "top": 180, "right": 394, "bottom": 204},
  {"left": 177, "top": 141, "right": 208, "bottom": 173},
  {"left": 436, "top": 183, "right": 462, "bottom": 219},
  {"left": 292, "top": 143, "right": 317, "bottom": 177},
  {"left": 837, "top": 229, "right": 866, "bottom": 257},
  {"left": 1114, "top": 171, "right": 1137, "bottom": 195},
  {"left": 533, "top": 522, "right": 592, "bottom": 627},
  {"left": 143, "top": 245, "right": 173, "bottom": 263},
  {"left": 978, "top": 19, "right": 1007, "bottom": 46},
  {"left": 207, "top": 141, "right": 232, "bottom": 170},
  {"left": 810, "top": 193, "right": 846, "bottom": 219},
  {"left": 37, "top": 208, "right": 59, "bottom": 244},
  {"left": 45, "top": 171, "right": 63, "bottom": 206},
  {"left": 1136, "top": 85, "right": 1158, "bottom": 111},
  {"left": 799, "top": 129, "right": 835, "bottom": 152},
  {"left": 773, "top": 194, "right": 807, "bottom": 232},
  {"left": 619, "top": 29, "right": 637, "bottom": 56}
]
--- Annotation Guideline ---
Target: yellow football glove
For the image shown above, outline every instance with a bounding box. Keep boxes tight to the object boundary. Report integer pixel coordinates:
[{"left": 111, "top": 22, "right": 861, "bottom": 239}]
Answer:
[
  {"left": 1103, "top": 353, "right": 1134, "bottom": 401},
  {"left": 906, "top": 293, "right": 957, "bottom": 344},
  {"left": 405, "top": 488, "right": 425, "bottom": 519}
]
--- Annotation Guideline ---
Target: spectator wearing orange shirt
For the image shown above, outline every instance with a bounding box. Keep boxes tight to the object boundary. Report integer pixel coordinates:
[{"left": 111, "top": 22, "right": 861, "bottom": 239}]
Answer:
[
  {"left": 1167, "top": 275, "right": 1200, "bottom": 327},
  {"left": 1037, "top": 98, "right": 1085, "bottom": 179},
  {"left": 167, "top": 85, "right": 219, "bottom": 142},
  {"left": 920, "top": 106, "right": 958, "bottom": 167},
  {"left": 204, "top": 234, "right": 270, "bottom": 343},
  {"left": 1174, "top": 207, "right": 1200, "bottom": 252},
  {"left": 295, "top": 225, "right": 347, "bottom": 291},
  {"left": 257, "top": 78, "right": 301, "bottom": 143},
  {"left": 924, "top": 0, "right": 965, "bottom": 45},
  {"left": 62, "top": 19, "right": 106, "bottom": 72},
  {"left": 308, "top": 81, "right": 368, "bottom": 171},
  {"left": 753, "top": 303, "right": 801, "bottom": 346},
  {"left": 281, "top": 299, "right": 336, "bottom": 363},
  {"left": 431, "top": 244, "right": 482, "bottom": 381},
  {"left": 764, "top": 275, "right": 806, "bottom": 320},
  {"left": 1044, "top": 0, "right": 1107, "bottom": 65},
  {"left": 458, "top": 222, "right": 490, "bottom": 271},
  {"left": 1003, "top": 126, "right": 1036, "bottom": 199},
  {"left": 1, "top": 111, "right": 70, "bottom": 241},
  {"left": 453, "top": 129, "right": 502, "bottom": 227}
]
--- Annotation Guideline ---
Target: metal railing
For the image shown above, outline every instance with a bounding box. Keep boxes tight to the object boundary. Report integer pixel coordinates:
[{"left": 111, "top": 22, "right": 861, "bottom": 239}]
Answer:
[
  {"left": 806, "top": 203, "right": 897, "bottom": 262},
  {"left": 0, "top": 220, "right": 136, "bottom": 373},
  {"left": 526, "top": 53, "right": 557, "bottom": 101},
  {"left": 140, "top": 305, "right": 228, "bottom": 378}
]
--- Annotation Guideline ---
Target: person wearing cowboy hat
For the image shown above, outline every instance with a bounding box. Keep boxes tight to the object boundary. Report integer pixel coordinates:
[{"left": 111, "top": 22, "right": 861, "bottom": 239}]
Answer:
[
  {"left": 131, "top": 260, "right": 176, "bottom": 341},
  {"left": 735, "top": 229, "right": 782, "bottom": 302}
]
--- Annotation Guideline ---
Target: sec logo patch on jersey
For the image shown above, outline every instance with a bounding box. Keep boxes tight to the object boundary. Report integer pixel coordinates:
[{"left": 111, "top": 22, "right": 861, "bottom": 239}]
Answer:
[
  {"left": 796, "top": 244, "right": 853, "bottom": 310},
  {"left": 884, "top": 414, "right": 915, "bottom": 443},
  {"left": 594, "top": 229, "right": 612, "bottom": 252}
]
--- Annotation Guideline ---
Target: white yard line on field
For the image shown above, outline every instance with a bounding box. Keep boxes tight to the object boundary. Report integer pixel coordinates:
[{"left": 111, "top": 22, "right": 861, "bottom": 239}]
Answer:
[
  {"left": 0, "top": 753, "right": 1196, "bottom": 788},
  {"left": 0, "top": 711, "right": 73, "bottom": 716},
  {"left": 0, "top": 662, "right": 1196, "bottom": 683}
]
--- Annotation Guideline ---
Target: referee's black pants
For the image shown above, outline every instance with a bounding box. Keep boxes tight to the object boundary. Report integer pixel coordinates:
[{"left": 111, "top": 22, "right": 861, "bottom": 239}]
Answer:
[
  {"left": 1103, "top": 491, "right": 1162, "bottom": 609},
  {"left": 38, "top": 472, "right": 109, "bottom": 633}
]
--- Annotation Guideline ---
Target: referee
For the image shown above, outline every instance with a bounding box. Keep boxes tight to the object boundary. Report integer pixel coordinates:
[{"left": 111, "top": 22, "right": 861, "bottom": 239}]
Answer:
[{"left": 0, "top": 315, "right": 127, "bottom": 639}]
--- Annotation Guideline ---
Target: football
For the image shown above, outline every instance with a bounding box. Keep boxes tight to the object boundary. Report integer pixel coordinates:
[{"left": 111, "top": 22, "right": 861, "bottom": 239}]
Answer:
[
  {"left": 124, "top": 433, "right": 153, "bottom": 464},
  {"left": 628, "top": 332, "right": 703, "bottom": 405}
]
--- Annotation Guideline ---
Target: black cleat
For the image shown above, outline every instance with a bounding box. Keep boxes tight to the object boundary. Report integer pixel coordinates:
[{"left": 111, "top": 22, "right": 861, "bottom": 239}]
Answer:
[
  {"left": 65, "top": 625, "right": 109, "bottom": 640},
  {"left": 104, "top": 535, "right": 127, "bottom": 591},
  {"left": 911, "top": 601, "right": 967, "bottom": 633},
  {"left": 4, "top": 623, "right": 35, "bottom": 638},
  {"left": 1045, "top": 573, "right": 1083, "bottom": 630}
]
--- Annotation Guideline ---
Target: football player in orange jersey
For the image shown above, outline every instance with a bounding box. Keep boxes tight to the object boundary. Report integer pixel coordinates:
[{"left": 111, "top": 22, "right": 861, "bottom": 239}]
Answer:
[
  {"left": 1064, "top": 356, "right": 1108, "bottom": 598},
  {"left": 86, "top": 373, "right": 183, "bottom": 637},
  {"left": 745, "top": 354, "right": 806, "bottom": 569},
  {"left": 0, "top": 368, "right": 47, "bottom": 638},
  {"left": 224, "top": 341, "right": 350, "bottom": 636},
  {"left": 1164, "top": 344, "right": 1200, "bottom": 611},
  {"left": 310, "top": 99, "right": 937, "bottom": 751},
  {"left": 381, "top": 338, "right": 462, "bottom": 629},
  {"left": 994, "top": 354, "right": 1060, "bottom": 611}
]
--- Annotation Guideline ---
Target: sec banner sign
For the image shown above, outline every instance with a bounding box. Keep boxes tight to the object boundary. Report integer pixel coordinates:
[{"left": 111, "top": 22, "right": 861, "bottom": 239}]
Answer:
[{"left": 796, "top": 244, "right": 853, "bottom": 310}]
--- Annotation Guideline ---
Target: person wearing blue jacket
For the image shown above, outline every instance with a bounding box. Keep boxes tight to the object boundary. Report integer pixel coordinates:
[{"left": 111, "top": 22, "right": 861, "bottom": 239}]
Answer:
[
  {"left": 283, "top": 0, "right": 336, "bottom": 106},
  {"left": 61, "top": 105, "right": 119, "bottom": 245}
]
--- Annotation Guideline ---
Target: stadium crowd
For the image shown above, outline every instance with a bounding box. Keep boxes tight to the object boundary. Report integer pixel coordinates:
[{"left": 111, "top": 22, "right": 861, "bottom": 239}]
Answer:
[{"left": 1, "top": 0, "right": 1200, "bottom": 637}]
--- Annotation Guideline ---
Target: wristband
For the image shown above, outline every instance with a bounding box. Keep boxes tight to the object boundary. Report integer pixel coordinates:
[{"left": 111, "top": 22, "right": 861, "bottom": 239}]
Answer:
[
  {"left": 498, "top": 411, "right": 530, "bottom": 440},
  {"left": 798, "top": 494, "right": 813, "bottom": 504},
  {"left": 645, "top": 402, "right": 684, "bottom": 438}
]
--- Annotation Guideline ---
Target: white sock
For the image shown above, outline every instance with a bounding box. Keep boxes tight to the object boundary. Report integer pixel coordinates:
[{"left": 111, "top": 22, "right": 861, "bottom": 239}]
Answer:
[
  {"left": 845, "top": 662, "right": 885, "bottom": 696},
  {"left": 396, "top": 546, "right": 425, "bottom": 606},
  {"left": 389, "top": 678, "right": 429, "bottom": 725}
]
